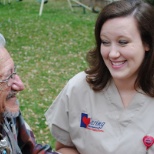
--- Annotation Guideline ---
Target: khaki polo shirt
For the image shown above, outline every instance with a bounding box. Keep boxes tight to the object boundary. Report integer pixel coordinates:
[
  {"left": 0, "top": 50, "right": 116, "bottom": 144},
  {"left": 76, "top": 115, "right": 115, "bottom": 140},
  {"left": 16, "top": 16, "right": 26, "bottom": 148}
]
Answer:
[{"left": 45, "top": 71, "right": 154, "bottom": 154}]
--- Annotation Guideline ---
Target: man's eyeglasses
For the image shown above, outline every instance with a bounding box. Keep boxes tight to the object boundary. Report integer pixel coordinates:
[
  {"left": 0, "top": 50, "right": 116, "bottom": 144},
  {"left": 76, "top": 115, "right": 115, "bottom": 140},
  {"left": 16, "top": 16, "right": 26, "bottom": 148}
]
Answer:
[{"left": 0, "top": 66, "right": 17, "bottom": 87}]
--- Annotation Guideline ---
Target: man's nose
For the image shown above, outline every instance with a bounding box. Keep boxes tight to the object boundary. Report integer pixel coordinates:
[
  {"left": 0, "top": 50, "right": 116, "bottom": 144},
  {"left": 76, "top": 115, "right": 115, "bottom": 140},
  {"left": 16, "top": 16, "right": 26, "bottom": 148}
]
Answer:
[{"left": 11, "top": 75, "right": 25, "bottom": 91}]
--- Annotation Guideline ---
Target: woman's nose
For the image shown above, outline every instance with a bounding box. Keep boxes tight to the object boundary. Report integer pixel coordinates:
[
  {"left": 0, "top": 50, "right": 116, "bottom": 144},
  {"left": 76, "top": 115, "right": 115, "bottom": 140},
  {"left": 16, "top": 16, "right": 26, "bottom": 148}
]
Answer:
[
  {"left": 11, "top": 75, "right": 25, "bottom": 91},
  {"left": 109, "top": 45, "right": 120, "bottom": 58}
]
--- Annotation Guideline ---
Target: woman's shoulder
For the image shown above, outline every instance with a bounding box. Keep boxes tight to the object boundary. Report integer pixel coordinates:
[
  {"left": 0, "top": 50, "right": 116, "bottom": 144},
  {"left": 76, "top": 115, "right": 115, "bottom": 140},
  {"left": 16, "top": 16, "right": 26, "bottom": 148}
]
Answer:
[
  {"left": 66, "top": 71, "right": 89, "bottom": 90},
  {"left": 69, "top": 71, "right": 87, "bottom": 82}
]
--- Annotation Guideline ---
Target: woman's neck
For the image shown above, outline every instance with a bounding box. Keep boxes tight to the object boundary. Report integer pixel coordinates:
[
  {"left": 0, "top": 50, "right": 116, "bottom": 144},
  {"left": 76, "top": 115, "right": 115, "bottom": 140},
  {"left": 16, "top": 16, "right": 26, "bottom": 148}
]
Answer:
[{"left": 113, "top": 78, "right": 137, "bottom": 108}]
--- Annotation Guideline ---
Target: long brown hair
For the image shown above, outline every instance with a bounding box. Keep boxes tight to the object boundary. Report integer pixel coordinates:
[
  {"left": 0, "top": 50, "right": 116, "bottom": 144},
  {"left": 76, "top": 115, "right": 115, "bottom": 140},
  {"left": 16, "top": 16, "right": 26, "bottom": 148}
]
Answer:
[{"left": 85, "top": 0, "right": 154, "bottom": 97}]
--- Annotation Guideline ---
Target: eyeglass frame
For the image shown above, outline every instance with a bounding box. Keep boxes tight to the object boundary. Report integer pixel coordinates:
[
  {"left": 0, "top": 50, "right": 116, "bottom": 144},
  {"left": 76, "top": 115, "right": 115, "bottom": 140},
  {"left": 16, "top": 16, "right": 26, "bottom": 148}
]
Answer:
[{"left": 0, "top": 66, "right": 17, "bottom": 87}]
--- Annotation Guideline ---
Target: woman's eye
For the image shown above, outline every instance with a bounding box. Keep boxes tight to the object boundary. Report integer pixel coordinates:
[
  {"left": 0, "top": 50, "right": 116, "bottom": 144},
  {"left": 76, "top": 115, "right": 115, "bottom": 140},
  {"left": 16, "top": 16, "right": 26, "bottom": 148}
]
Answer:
[
  {"left": 101, "top": 40, "right": 110, "bottom": 46},
  {"left": 119, "top": 40, "right": 128, "bottom": 45}
]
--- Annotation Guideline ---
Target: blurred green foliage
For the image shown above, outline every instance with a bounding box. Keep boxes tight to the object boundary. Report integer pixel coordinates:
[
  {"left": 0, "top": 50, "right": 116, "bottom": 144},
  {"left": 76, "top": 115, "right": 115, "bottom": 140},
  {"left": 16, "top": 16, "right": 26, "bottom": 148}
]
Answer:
[{"left": 0, "top": 0, "right": 97, "bottom": 148}]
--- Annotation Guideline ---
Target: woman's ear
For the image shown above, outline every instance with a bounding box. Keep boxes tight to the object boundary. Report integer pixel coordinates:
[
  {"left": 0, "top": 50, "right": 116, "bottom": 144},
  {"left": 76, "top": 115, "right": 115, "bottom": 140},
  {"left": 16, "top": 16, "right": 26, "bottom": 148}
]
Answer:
[{"left": 144, "top": 43, "right": 150, "bottom": 52}]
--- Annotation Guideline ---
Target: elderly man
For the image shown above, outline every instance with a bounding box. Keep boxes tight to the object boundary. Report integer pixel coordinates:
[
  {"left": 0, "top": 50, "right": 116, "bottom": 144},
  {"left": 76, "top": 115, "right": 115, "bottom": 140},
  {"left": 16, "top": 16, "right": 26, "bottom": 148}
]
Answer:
[{"left": 0, "top": 33, "right": 58, "bottom": 154}]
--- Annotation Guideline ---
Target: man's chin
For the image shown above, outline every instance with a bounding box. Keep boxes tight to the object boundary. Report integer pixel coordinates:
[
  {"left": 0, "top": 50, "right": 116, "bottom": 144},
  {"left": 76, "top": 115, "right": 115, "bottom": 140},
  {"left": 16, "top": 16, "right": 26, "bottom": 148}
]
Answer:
[
  {"left": 5, "top": 97, "right": 19, "bottom": 112},
  {"left": 6, "top": 96, "right": 17, "bottom": 103}
]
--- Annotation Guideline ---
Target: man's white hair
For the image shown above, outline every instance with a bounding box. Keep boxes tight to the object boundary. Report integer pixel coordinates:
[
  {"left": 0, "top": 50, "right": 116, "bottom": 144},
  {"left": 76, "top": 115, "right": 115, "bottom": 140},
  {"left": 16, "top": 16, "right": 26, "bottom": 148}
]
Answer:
[{"left": 0, "top": 33, "right": 6, "bottom": 47}]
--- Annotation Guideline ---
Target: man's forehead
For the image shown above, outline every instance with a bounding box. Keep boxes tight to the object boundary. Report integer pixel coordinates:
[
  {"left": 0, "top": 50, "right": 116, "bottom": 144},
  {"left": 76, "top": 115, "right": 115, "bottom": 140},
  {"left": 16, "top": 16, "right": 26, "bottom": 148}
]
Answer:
[
  {"left": 0, "top": 47, "right": 13, "bottom": 69},
  {"left": 0, "top": 47, "right": 11, "bottom": 61}
]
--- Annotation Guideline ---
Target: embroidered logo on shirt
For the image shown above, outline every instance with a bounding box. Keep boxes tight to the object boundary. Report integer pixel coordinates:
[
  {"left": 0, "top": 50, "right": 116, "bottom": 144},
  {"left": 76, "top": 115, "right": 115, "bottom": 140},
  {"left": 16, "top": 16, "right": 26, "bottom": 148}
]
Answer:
[{"left": 80, "top": 113, "right": 105, "bottom": 132}]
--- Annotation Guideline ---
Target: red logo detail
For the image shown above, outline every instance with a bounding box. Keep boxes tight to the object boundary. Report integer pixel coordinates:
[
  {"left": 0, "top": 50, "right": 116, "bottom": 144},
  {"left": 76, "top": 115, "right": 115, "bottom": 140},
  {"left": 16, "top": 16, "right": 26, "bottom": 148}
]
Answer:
[
  {"left": 82, "top": 116, "right": 90, "bottom": 127},
  {"left": 143, "top": 135, "right": 154, "bottom": 150}
]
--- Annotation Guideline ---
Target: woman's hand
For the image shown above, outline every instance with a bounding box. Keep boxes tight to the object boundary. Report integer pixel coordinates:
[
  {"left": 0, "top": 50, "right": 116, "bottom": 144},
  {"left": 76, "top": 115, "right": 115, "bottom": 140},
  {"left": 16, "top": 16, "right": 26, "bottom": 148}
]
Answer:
[{"left": 55, "top": 141, "right": 80, "bottom": 154}]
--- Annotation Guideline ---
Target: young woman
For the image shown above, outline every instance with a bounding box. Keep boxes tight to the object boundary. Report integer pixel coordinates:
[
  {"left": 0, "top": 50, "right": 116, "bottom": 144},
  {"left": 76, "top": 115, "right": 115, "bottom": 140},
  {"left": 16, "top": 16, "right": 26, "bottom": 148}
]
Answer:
[{"left": 45, "top": 0, "right": 154, "bottom": 153}]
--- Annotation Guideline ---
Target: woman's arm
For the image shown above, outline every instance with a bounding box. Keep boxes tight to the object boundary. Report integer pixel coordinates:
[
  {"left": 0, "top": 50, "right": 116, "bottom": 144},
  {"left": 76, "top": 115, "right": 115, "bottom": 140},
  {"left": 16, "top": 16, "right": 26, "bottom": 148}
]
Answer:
[{"left": 56, "top": 141, "right": 80, "bottom": 154}]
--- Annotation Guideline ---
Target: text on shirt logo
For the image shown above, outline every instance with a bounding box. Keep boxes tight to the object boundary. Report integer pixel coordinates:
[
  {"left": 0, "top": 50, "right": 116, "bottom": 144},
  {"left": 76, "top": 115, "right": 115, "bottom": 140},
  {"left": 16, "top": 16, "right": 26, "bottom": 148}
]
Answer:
[{"left": 80, "top": 113, "right": 105, "bottom": 132}]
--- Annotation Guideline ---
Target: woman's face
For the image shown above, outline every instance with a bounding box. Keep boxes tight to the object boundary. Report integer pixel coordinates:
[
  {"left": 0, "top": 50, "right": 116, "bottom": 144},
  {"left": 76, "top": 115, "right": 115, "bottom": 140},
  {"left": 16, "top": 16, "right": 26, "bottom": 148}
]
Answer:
[{"left": 100, "top": 16, "right": 149, "bottom": 82}]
